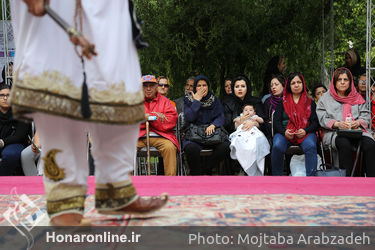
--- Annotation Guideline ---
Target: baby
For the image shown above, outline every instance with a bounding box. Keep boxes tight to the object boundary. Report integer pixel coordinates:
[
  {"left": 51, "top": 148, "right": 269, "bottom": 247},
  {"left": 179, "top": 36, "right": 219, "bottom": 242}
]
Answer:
[
  {"left": 229, "top": 104, "right": 269, "bottom": 176},
  {"left": 234, "top": 104, "right": 264, "bottom": 130}
]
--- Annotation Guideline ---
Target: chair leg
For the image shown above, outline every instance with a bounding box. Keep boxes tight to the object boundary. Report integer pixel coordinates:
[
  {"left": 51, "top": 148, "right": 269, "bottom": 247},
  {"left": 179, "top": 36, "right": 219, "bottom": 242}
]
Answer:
[{"left": 351, "top": 143, "right": 361, "bottom": 177}]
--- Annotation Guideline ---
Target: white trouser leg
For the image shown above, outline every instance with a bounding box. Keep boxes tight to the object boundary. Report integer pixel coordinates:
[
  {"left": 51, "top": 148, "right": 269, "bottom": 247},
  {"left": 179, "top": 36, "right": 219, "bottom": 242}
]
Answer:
[
  {"left": 89, "top": 122, "right": 141, "bottom": 211},
  {"left": 33, "top": 113, "right": 89, "bottom": 218}
]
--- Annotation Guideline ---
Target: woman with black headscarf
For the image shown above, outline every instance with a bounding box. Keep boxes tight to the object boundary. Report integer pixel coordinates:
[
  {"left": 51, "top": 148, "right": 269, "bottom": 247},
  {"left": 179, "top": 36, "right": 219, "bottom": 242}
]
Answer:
[
  {"left": 223, "top": 75, "right": 265, "bottom": 134},
  {"left": 261, "top": 56, "right": 286, "bottom": 99},
  {"left": 183, "top": 75, "right": 230, "bottom": 175}
]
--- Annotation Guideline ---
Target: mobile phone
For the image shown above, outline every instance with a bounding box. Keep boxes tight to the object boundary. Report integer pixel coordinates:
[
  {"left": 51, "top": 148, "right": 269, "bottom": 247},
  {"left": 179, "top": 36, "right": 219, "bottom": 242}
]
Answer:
[{"left": 148, "top": 116, "right": 157, "bottom": 121}]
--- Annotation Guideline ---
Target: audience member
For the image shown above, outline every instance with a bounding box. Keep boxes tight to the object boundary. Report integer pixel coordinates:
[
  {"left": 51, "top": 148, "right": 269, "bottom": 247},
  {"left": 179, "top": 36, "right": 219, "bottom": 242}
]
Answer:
[
  {"left": 271, "top": 72, "right": 319, "bottom": 176},
  {"left": 183, "top": 75, "right": 230, "bottom": 175},
  {"left": 0, "top": 84, "right": 31, "bottom": 175},
  {"left": 21, "top": 130, "right": 41, "bottom": 176},
  {"left": 157, "top": 76, "right": 176, "bottom": 108},
  {"left": 174, "top": 76, "right": 194, "bottom": 114},
  {"left": 138, "top": 75, "right": 179, "bottom": 176},
  {"left": 220, "top": 77, "right": 233, "bottom": 106},
  {"left": 316, "top": 68, "right": 375, "bottom": 177},
  {"left": 1, "top": 62, "right": 13, "bottom": 86},
  {"left": 343, "top": 49, "right": 365, "bottom": 80},
  {"left": 229, "top": 104, "right": 270, "bottom": 176},
  {"left": 357, "top": 72, "right": 367, "bottom": 100},
  {"left": 223, "top": 75, "right": 264, "bottom": 134},
  {"left": 263, "top": 74, "right": 285, "bottom": 138},
  {"left": 312, "top": 84, "right": 327, "bottom": 103},
  {"left": 261, "top": 56, "right": 286, "bottom": 100}
]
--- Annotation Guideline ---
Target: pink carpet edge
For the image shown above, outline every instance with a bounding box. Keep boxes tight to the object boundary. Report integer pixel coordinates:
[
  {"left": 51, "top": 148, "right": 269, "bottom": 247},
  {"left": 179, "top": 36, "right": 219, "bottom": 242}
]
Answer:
[{"left": 0, "top": 176, "right": 374, "bottom": 197}]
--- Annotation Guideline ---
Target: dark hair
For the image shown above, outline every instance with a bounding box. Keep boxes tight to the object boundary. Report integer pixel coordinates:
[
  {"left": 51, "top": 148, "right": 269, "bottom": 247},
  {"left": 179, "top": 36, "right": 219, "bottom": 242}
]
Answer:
[
  {"left": 286, "top": 72, "right": 304, "bottom": 94},
  {"left": 269, "top": 74, "right": 286, "bottom": 88},
  {"left": 0, "top": 83, "right": 10, "bottom": 90},
  {"left": 231, "top": 75, "right": 252, "bottom": 96},
  {"left": 220, "top": 76, "right": 232, "bottom": 97},
  {"left": 311, "top": 84, "right": 327, "bottom": 98},
  {"left": 242, "top": 104, "right": 255, "bottom": 112},
  {"left": 333, "top": 68, "right": 352, "bottom": 96},
  {"left": 157, "top": 76, "right": 169, "bottom": 83}
]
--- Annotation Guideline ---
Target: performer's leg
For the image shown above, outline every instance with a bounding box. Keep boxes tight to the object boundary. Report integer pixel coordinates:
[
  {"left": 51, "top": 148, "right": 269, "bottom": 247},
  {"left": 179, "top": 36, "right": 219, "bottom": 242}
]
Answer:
[
  {"left": 33, "top": 113, "right": 89, "bottom": 225},
  {"left": 89, "top": 123, "right": 168, "bottom": 215}
]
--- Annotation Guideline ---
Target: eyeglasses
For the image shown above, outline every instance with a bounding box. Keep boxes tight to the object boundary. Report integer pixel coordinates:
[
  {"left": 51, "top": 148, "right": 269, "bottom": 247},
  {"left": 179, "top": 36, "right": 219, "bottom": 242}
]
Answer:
[
  {"left": 158, "top": 84, "right": 169, "bottom": 88},
  {"left": 0, "top": 94, "right": 10, "bottom": 99},
  {"left": 358, "top": 80, "right": 366, "bottom": 85}
]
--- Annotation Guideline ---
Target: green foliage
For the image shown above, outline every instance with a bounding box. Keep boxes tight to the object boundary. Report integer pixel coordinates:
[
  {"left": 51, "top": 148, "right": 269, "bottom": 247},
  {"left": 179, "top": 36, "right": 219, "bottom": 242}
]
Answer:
[{"left": 134, "top": 0, "right": 366, "bottom": 98}]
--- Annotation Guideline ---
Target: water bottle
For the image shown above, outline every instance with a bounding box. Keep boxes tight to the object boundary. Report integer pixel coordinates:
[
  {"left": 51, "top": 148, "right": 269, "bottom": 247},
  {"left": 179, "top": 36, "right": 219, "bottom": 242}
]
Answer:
[{"left": 345, "top": 114, "right": 352, "bottom": 129}]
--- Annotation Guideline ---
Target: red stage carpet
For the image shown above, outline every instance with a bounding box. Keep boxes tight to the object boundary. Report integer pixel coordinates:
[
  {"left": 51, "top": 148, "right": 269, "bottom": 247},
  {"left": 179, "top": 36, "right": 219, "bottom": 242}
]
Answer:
[{"left": 0, "top": 176, "right": 374, "bottom": 196}]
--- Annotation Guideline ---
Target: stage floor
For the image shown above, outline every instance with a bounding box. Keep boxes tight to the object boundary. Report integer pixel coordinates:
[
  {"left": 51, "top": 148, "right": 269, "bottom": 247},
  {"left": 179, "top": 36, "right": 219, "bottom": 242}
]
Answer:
[{"left": 0, "top": 176, "right": 374, "bottom": 226}]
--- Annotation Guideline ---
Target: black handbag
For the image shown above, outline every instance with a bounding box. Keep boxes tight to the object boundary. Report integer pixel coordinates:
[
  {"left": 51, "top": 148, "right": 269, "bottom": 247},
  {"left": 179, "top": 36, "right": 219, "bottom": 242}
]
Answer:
[
  {"left": 314, "top": 163, "right": 346, "bottom": 177},
  {"left": 185, "top": 124, "right": 228, "bottom": 146},
  {"left": 337, "top": 129, "right": 362, "bottom": 139}
]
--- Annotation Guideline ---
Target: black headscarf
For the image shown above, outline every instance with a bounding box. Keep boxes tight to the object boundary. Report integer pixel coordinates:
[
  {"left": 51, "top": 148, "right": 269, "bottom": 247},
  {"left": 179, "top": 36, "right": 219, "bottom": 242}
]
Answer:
[
  {"left": 262, "top": 56, "right": 283, "bottom": 97},
  {"left": 184, "top": 75, "right": 223, "bottom": 125}
]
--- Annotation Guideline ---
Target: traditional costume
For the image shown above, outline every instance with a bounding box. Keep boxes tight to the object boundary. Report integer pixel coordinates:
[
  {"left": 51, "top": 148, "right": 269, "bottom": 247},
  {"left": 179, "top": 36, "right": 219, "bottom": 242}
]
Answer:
[{"left": 10, "top": 0, "right": 160, "bottom": 220}]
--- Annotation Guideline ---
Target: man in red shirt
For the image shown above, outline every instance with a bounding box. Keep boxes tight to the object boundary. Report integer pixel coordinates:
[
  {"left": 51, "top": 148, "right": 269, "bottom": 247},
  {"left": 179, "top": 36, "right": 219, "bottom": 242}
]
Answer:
[{"left": 138, "top": 75, "right": 179, "bottom": 175}]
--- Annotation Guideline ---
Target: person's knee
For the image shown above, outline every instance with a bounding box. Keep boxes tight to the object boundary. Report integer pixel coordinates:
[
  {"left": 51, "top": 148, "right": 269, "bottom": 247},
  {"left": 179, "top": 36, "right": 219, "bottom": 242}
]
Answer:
[
  {"left": 272, "top": 138, "right": 286, "bottom": 153},
  {"left": 2, "top": 149, "right": 21, "bottom": 162},
  {"left": 302, "top": 139, "right": 317, "bottom": 152},
  {"left": 159, "top": 140, "right": 177, "bottom": 154}
]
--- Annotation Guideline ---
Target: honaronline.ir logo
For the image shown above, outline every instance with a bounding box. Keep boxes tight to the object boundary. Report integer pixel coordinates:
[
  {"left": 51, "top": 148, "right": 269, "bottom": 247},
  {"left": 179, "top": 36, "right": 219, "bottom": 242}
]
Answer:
[{"left": 3, "top": 187, "right": 47, "bottom": 250}]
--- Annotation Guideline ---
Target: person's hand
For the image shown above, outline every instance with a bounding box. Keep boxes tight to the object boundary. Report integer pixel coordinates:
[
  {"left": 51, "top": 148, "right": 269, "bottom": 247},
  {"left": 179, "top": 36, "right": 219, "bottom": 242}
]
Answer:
[
  {"left": 285, "top": 129, "right": 294, "bottom": 140},
  {"left": 70, "top": 35, "right": 98, "bottom": 59},
  {"left": 205, "top": 125, "right": 216, "bottom": 135},
  {"left": 351, "top": 120, "right": 360, "bottom": 129},
  {"left": 334, "top": 121, "right": 351, "bottom": 130},
  {"left": 31, "top": 141, "right": 41, "bottom": 154},
  {"left": 295, "top": 129, "right": 306, "bottom": 139},
  {"left": 23, "top": 0, "right": 48, "bottom": 16},
  {"left": 192, "top": 88, "right": 207, "bottom": 102},
  {"left": 240, "top": 114, "right": 251, "bottom": 123},
  {"left": 151, "top": 112, "right": 168, "bottom": 123},
  {"left": 145, "top": 113, "right": 150, "bottom": 120},
  {"left": 241, "top": 120, "right": 255, "bottom": 131}
]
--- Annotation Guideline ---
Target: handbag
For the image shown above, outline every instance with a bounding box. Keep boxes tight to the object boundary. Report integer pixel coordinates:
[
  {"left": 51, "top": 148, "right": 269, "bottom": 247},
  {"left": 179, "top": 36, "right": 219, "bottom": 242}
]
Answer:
[
  {"left": 337, "top": 129, "right": 362, "bottom": 139},
  {"left": 185, "top": 124, "right": 228, "bottom": 146},
  {"left": 314, "top": 163, "right": 346, "bottom": 177}
]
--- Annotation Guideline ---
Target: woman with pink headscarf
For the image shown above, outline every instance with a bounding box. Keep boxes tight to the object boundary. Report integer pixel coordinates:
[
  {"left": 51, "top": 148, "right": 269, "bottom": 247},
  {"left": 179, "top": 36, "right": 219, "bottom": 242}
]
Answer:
[{"left": 316, "top": 68, "right": 375, "bottom": 177}]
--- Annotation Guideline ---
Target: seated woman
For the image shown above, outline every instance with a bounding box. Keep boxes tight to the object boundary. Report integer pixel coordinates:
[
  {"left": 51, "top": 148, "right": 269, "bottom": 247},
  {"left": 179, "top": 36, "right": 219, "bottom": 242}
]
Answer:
[
  {"left": 183, "top": 75, "right": 230, "bottom": 175},
  {"left": 316, "top": 67, "right": 375, "bottom": 177},
  {"left": 263, "top": 74, "right": 285, "bottom": 138},
  {"left": 271, "top": 72, "right": 319, "bottom": 176},
  {"left": 223, "top": 75, "right": 264, "bottom": 134}
]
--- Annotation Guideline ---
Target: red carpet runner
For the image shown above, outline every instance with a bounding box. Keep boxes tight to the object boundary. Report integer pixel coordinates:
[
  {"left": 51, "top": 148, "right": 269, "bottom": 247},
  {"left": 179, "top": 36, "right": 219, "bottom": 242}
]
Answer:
[{"left": 0, "top": 176, "right": 374, "bottom": 196}]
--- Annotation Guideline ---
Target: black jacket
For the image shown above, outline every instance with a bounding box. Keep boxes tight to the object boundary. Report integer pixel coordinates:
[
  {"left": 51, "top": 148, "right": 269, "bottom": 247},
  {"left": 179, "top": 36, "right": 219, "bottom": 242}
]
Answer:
[{"left": 0, "top": 109, "right": 30, "bottom": 149}]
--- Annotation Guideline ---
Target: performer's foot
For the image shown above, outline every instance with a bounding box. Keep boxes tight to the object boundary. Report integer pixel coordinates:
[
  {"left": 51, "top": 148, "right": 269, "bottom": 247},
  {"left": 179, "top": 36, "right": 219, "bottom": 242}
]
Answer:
[
  {"left": 50, "top": 213, "right": 88, "bottom": 226},
  {"left": 98, "top": 193, "right": 168, "bottom": 216}
]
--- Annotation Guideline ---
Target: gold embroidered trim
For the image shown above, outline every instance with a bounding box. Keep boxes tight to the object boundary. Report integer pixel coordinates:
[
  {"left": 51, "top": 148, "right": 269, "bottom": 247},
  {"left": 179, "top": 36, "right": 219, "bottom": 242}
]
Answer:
[
  {"left": 10, "top": 85, "right": 145, "bottom": 124},
  {"left": 43, "top": 149, "right": 66, "bottom": 182},
  {"left": 95, "top": 183, "right": 137, "bottom": 201},
  {"left": 95, "top": 182, "right": 137, "bottom": 210},
  {"left": 17, "top": 70, "right": 144, "bottom": 105},
  {"left": 45, "top": 183, "right": 87, "bottom": 201},
  {"left": 47, "top": 196, "right": 85, "bottom": 215}
]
